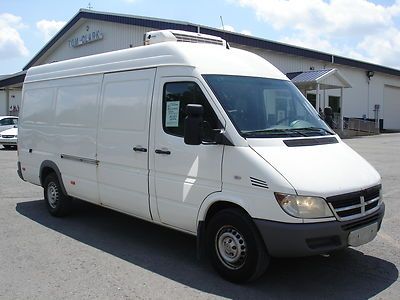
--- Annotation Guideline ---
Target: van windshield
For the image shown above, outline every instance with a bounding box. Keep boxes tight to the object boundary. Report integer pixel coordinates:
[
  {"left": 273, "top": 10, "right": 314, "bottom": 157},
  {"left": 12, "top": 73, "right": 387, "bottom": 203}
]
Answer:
[{"left": 203, "top": 75, "right": 333, "bottom": 138}]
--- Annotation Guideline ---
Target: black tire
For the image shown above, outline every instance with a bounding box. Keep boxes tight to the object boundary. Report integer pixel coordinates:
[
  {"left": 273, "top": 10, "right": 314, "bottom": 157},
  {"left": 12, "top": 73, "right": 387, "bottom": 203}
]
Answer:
[
  {"left": 206, "top": 208, "right": 270, "bottom": 283},
  {"left": 43, "top": 173, "right": 72, "bottom": 217}
]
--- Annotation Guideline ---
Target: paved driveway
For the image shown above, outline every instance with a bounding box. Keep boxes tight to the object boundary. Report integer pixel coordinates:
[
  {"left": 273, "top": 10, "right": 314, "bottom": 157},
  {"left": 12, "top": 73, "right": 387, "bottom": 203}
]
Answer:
[{"left": 0, "top": 134, "right": 399, "bottom": 299}]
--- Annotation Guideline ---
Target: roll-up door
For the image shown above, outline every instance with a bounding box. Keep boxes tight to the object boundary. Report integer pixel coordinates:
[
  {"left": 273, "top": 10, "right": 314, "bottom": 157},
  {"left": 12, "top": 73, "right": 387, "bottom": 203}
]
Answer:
[{"left": 383, "top": 85, "right": 400, "bottom": 130}]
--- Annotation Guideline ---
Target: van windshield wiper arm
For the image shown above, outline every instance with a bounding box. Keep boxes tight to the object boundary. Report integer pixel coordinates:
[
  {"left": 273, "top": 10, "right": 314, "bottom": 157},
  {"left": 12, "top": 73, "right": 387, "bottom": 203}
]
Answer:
[
  {"left": 293, "top": 127, "right": 335, "bottom": 135},
  {"left": 242, "top": 128, "right": 308, "bottom": 137}
]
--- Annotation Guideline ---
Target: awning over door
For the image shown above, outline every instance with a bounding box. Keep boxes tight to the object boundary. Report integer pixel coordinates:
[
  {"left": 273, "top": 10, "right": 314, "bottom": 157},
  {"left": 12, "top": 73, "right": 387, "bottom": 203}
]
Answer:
[
  {"left": 287, "top": 68, "right": 352, "bottom": 131},
  {"left": 287, "top": 68, "right": 351, "bottom": 90}
]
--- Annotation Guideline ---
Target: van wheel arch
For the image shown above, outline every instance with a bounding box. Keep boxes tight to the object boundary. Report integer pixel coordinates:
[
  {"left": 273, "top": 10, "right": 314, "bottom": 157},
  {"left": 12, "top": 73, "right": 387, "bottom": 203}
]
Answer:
[
  {"left": 204, "top": 201, "right": 250, "bottom": 227},
  {"left": 197, "top": 201, "right": 253, "bottom": 260},
  {"left": 39, "top": 161, "right": 68, "bottom": 195}
]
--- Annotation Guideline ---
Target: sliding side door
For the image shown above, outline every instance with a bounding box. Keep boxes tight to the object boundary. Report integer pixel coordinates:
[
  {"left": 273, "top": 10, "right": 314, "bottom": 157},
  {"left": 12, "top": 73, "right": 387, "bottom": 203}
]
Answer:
[{"left": 97, "top": 68, "right": 156, "bottom": 220}]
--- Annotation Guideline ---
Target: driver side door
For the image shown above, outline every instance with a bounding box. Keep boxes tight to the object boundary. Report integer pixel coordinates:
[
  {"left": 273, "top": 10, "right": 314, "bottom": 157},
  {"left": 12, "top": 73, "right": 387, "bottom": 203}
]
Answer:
[{"left": 151, "top": 77, "right": 225, "bottom": 233}]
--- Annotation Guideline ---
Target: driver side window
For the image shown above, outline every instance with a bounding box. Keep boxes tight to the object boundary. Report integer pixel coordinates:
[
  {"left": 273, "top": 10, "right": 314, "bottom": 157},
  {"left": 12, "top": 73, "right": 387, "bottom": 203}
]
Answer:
[{"left": 162, "top": 82, "right": 219, "bottom": 141}]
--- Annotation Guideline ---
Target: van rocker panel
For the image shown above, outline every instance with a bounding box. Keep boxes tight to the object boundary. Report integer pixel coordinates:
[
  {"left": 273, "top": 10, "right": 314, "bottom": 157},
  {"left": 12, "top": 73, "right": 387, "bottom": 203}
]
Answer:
[{"left": 254, "top": 203, "right": 385, "bottom": 257}]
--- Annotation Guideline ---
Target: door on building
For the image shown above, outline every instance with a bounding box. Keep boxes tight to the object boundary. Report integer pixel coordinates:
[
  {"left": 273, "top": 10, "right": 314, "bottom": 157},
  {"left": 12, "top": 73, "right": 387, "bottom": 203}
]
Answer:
[
  {"left": 383, "top": 85, "right": 400, "bottom": 130},
  {"left": 329, "top": 96, "right": 341, "bottom": 114},
  {"left": 152, "top": 78, "right": 224, "bottom": 233},
  {"left": 306, "top": 93, "right": 316, "bottom": 108},
  {"left": 97, "top": 68, "right": 156, "bottom": 220}
]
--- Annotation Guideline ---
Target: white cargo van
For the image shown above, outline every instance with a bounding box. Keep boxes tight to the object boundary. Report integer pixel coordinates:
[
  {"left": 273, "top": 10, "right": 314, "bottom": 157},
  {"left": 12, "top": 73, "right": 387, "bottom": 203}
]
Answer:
[{"left": 18, "top": 30, "right": 384, "bottom": 283}]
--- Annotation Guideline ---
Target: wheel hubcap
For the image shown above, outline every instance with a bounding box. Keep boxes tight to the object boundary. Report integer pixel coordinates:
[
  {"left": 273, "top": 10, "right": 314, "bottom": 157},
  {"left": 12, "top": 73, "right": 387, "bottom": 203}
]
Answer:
[
  {"left": 47, "top": 182, "right": 59, "bottom": 209},
  {"left": 215, "top": 226, "right": 247, "bottom": 270}
]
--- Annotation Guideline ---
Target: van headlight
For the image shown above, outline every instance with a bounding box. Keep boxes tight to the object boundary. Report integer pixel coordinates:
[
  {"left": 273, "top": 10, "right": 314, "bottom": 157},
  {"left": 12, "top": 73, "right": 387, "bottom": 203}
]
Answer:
[{"left": 275, "top": 193, "right": 333, "bottom": 219}]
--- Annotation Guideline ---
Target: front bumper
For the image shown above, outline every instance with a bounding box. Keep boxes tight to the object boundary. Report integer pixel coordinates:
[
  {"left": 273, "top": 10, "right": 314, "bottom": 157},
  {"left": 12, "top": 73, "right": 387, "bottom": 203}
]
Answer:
[
  {"left": 0, "top": 137, "right": 17, "bottom": 146},
  {"left": 254, "top": 203, "right": 385, "bottom": 257}
]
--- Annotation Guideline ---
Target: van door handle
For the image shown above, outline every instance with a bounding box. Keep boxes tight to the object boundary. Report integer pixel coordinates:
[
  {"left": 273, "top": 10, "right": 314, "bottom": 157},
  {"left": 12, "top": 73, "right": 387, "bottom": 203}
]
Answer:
[
  {"left": 155, "top": 149, "right": 171, "bottom": 155},
  {"left": 133, "top": 147, "right": 147, "bottom": 152}
]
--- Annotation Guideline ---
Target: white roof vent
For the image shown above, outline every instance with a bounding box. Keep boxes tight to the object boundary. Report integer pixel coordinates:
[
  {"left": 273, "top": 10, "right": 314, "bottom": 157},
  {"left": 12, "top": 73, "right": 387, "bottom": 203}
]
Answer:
[{"left": 144, "top": 30, "right": 227, "bottom": 47}]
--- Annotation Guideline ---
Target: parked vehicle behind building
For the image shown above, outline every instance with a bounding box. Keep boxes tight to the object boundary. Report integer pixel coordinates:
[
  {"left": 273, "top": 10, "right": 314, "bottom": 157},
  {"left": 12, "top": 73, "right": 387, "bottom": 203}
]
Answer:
[{"left": 17, "top": 30, "right": 384, "bottom": 283}]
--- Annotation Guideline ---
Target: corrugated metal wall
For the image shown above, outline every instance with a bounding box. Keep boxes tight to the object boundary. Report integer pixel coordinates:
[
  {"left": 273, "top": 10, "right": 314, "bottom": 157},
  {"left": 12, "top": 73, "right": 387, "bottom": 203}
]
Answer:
[{"left": 42, "top": 20, "right": 154, "bottom": 65}]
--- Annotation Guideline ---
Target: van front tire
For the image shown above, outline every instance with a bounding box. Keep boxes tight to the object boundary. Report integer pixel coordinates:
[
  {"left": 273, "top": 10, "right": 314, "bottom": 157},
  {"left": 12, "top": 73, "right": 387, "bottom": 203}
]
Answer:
[
  {"left": 206, "top": 208, "right": 269, "bottom": 283},
  {"left": 43, "top": 173, "right": 72, "bottom": 217}
]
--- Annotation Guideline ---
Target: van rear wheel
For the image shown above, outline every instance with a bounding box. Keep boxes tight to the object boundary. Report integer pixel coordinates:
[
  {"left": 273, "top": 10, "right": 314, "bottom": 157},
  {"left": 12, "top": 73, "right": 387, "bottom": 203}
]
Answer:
[
  {"left": 206, "top": 208, "right": 270, "bottom": 283},
  {"left": 43, "top": 173, "right": 72, "bottom": 217}
]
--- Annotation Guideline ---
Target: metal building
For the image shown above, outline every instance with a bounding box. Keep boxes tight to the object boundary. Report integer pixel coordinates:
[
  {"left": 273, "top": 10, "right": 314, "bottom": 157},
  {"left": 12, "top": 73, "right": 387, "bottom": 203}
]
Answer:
[{"left": 1, "top": 9, "right": 400, "bottom": 130}]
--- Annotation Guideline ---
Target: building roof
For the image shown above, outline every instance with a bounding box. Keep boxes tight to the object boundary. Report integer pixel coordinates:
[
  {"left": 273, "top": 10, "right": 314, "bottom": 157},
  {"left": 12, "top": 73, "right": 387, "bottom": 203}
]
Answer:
[
  {"left": 0, "top": 71, "right": 27, "bottom": 89},
  {"left": 22, "top": 9, "right": 400, "bottom": 78},
  {"left": 287, "top": 69, "right": 351, "bottom": 90}
]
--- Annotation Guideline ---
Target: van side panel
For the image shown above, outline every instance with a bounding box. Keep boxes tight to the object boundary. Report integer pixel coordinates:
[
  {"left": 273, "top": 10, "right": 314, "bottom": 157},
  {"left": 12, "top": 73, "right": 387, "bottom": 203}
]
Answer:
[
  {"left": 20, "top": 75, "right": 102, "bottom": 204},
  {"left": 55, "top": 75, "right": 102, "bottom": 203},
  {"left": 96, "top": 68, "right": 156, "bottom": 220},
  {"left": 19, "top": 85, "right": 56, "bottom": 185}
]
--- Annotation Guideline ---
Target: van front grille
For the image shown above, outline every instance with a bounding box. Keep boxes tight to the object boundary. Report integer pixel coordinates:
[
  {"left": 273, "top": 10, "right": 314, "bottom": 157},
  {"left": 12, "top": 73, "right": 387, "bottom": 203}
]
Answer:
[{"left": 327, "top": 185, "right": 381, "bottom": 221}]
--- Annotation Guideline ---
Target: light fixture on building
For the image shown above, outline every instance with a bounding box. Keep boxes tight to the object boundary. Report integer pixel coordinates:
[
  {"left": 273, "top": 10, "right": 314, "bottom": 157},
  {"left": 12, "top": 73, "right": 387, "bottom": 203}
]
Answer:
[{"left": 366, "top": 70, "right": 375, "bottom": 79}]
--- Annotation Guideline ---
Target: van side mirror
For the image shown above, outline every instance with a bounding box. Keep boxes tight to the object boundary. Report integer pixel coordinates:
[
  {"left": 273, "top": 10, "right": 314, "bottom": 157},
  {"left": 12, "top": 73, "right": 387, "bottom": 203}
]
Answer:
[{"left": 184, "top": 104, "right": 204, "bottom": 145}]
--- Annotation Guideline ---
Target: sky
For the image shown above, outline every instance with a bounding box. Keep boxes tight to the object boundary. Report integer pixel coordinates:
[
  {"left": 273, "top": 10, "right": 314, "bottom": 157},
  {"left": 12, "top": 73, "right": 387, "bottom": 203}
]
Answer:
[{"left": 1, "top": 0, "right": 400, "bottom": 75}]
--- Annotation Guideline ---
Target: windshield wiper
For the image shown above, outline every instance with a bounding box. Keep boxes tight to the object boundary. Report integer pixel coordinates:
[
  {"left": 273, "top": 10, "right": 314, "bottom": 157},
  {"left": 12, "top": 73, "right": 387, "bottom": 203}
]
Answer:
[
  {"left": 242, "top": 128, "right": 308, "bottom": 137},
  {"left": 242, "top": 127, "right": 335, "bottom": 137},
  {"left": 293, "top": 127, "right": 334, "bottom": 135}
]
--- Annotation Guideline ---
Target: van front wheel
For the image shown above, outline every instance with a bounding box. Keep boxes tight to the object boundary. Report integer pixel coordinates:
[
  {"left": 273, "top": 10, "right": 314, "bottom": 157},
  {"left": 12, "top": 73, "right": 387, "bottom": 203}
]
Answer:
[
  {"left": 43, "top": 173, "right": 72, "bottom": 217},
  {"left": 206, "top": 208, "right": 269, "bottom": 283}
]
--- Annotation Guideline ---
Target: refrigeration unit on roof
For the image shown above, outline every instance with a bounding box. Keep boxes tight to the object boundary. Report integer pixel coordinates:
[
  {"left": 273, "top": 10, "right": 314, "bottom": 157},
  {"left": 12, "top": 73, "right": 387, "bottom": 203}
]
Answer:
[{"left": 144, "top": 30, "right": 228, "bottom": 47}]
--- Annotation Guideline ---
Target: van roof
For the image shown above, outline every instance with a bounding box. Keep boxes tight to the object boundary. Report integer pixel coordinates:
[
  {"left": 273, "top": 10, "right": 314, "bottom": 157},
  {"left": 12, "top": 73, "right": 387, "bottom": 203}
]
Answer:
[{"left": 24, "top": 42, "right": 287, "bottom": 83}]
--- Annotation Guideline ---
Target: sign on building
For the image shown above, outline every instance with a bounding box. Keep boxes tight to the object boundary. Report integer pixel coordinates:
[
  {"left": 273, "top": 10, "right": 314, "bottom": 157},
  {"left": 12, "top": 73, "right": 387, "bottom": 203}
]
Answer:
[{"left": 69, "top": 29, "right": 103, "bottom": 48}]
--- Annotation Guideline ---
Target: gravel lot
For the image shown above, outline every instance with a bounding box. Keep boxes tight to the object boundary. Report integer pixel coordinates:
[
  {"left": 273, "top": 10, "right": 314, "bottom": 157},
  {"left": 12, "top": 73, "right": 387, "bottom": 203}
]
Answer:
[{"left": 0, "top": 134, "right": 399, "bottom": 299}]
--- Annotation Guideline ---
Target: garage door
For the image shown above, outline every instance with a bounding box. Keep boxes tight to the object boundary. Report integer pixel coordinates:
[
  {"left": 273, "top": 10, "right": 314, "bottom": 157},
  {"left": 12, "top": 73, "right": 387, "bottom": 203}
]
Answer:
[{"left": 384, "top": 85, "right": 400, "bottom": 130}]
